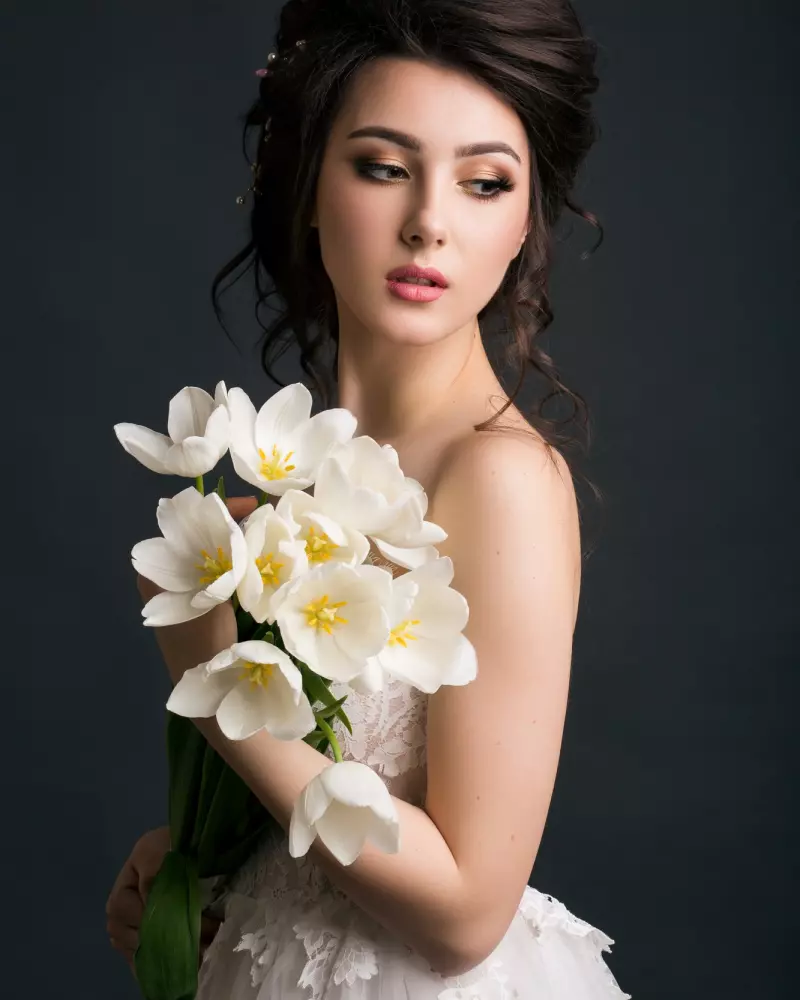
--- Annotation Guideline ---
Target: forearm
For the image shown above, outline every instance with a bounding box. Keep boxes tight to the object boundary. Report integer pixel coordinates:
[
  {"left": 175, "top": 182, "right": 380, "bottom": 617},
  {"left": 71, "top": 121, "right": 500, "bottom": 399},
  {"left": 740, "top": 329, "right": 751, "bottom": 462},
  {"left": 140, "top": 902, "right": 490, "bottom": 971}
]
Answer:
[{"left": 191, "top": 714, "right": 475, "bottom": 976}]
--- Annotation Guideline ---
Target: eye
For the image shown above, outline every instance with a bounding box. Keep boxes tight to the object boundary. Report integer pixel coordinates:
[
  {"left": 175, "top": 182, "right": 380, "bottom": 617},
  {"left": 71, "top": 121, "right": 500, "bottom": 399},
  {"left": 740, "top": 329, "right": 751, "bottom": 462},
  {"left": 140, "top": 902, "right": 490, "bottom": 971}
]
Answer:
[{"left": 355, "top": 160, "right": 516, "bottom": 203}]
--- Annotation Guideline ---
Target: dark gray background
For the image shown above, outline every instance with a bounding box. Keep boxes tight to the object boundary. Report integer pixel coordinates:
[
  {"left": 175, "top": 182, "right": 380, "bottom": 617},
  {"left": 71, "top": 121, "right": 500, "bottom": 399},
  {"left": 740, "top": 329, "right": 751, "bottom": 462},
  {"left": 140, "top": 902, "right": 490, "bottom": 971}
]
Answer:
[{"left": 2, "top": 2, "right": 795, "bottom": 998}]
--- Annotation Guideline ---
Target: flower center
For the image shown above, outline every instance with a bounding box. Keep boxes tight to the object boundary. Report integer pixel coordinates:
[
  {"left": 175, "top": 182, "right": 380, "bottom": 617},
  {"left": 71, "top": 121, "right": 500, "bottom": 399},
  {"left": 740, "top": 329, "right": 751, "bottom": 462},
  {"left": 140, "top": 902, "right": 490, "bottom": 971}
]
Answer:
[
  {"left": 195, "top": 546, "right": 233, "bottom": 586},
  {"left": 305, "top": 524, "right": 339, "bottom": 564},
  {"left": 258, "top": 443, "right": 296, "bottom": 480},
  {"left": 387, "top": 618, "right": 421, "bottom": 648},
  {"left": 237, "top": 660, "right": 277, "bottom": 689},
  {"left": 303, "top": 593, "right": 348, "bottom": 635},
  {"left": 256, "top": 551, "right": 284, "bottom": 587}
]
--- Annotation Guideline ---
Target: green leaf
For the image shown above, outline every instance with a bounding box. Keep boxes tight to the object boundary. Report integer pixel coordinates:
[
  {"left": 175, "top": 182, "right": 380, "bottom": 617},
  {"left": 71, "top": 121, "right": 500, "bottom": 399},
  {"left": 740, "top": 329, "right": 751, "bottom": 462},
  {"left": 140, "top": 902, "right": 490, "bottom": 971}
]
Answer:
[
  {"left": 300, "top": 665, "right": 353, "bottom": 735},
  {"left": 134, "top": 849, "right": 201, "bottom": 1000},
  {"left": 188, "top": 743, "right": 227, "bottom": 856},
  {"left": 314, "top": 694, "right": 349, "bottom": 720},
  {"left": 166, "top": 714, "right": 206, "bottom": 855},
  {"left": 215, "top": 476, "right": 227, "bottom": 502}
]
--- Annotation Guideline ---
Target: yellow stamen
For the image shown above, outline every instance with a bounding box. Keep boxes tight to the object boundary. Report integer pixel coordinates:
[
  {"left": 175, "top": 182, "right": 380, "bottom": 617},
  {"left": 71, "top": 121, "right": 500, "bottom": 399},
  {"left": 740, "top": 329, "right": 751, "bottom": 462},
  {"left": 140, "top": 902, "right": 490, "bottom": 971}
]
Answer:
[
  {"left": 258, "top": 443, "right": 297, "bottom": 480},
  {"left": 237, "top": 660, "right": 277, "bottom": 689},
  {"left": 195, "top": 545, "right": 233, "bottom": 586},
  {"left": 256, "top": 551, "right": 285, "bottom": 587},
  {"left": 387, "top": 618, "right": 422, "bottom": 648},
  {"left": 303, "top": 593, "right": 348, "bottom": 635},
  {"left": 305, "top": 524, "right": 340, "bottom": 564}
]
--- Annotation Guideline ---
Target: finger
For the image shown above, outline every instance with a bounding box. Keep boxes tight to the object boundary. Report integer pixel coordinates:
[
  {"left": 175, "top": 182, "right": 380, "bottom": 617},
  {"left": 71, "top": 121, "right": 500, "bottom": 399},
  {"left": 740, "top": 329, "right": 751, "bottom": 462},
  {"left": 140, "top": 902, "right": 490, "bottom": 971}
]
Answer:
[
  {"left": 108, "top": 921, "right": 140, "bottom": 954},
  {"left": 108, "top": 885, "right": 144, "bottom": 930},
  {"left": 225, "top": 496, "right": 259, "bottom": 521},
  {"left": 106, "top": 860, "right": 139, "bottom": 916}
]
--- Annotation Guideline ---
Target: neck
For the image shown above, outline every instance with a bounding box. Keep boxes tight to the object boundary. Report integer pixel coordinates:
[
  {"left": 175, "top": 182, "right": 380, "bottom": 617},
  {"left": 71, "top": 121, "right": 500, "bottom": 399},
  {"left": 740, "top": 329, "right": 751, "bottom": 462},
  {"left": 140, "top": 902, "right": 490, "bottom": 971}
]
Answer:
[{"left": 332, "top": 308, "right": 506, "bottom": 445}]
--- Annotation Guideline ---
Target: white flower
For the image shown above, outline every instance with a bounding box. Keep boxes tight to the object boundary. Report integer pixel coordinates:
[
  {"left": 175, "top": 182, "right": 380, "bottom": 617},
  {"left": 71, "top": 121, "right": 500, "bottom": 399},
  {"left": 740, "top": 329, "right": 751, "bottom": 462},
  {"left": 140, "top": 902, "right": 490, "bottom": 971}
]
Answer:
[
  {"left": 114, "top": 381, "right": 230, "bottom": 477},
  {"left": 274, "top": 489, "right": 371, "bottom": 569},
  {"left": 132, "top": 487, "right": 249, "bottom": 626},
  {"left": 313, "top": 437, "right": 446, "bottom": 569},
  {"left": 364, "top": 556, "right": 477, "bottom": 694},
  {"left": 236, "top": 503, "right": 310, "bottom": 625},
  {"left": 227, "top": 383, "right": 357, "bottom": 496},
  {"left": 166, "top": 640, "right": 316, "bottom": 741},
  {"left": 271, "top": 562, "right": 392, "bottom": 684},
  {"left": 289, "top": 761, "right": 400, "bottom": 865}
]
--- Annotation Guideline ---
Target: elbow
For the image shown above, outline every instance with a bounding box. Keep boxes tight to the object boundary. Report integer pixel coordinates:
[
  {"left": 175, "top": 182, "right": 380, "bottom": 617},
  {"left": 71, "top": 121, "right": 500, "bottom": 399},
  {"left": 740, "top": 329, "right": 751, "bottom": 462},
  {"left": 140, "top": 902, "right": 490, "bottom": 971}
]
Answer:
[{"left": 426, "top": 920, "right": 499, "bottom": 979}]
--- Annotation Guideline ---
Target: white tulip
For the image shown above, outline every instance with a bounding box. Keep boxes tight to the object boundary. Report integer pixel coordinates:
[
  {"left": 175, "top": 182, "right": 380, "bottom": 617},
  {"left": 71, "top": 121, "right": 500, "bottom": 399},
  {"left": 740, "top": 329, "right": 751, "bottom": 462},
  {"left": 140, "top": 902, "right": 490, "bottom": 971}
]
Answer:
[
  {"left": 271, "top": 562, "right": 392, "bottom": 684},
  {"left": 313, "top": 436, "right": 446, "bottom": 569},
  {"left": 289, "top": 761, "right": 400, "bottom": 865},
  {"left": 366, "top": 556, "right": 477, "bottom": 694},
  {"left": 274, "top": 489, "right": 371, "bottom": 569},
  {"left": 226, "top": 383, "right": 357, "bottom": 496},
  {"left": 132, "top": 487, "right": 249, "bottom": 626},
  {"left": 114, "top": 381, "right": 230, "bottom": 478},
  {"left": 166, "top": 641, "right": 317, "bottom": 742},
  {"left": 235, "top": 502, "right": 310, "bottom": 625}
]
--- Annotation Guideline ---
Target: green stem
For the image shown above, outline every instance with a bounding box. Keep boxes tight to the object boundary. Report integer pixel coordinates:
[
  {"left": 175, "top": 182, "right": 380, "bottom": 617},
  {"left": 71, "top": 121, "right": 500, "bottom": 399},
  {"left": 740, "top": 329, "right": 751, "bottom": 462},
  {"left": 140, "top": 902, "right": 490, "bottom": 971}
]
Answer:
[
  {"left": 316, "top": 716, "right": 343, "bottom": 763},
  {"left": 195, "top": 475, "right": 205, "bottom": 496}
]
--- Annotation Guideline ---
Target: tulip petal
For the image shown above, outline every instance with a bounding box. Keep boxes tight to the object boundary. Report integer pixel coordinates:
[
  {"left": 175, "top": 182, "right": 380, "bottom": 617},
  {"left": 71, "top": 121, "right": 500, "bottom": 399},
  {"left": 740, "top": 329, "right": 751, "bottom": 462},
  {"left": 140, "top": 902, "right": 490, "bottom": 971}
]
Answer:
[
  {"left": 141, "top": 589, "right": 212, "bottom": 626},
  {"left": 113, "top": 423, "right": 172, "bottom": 474},
  {"left": 131, "top": 538, "right": 198, "bottom": 592},
  {"left": 166, "top": 663, "right": 236, "bottom": 717},
  {"left": 303, "top": 774, "right": 334, "bottom": 827},
  {"left": 167, "top": 386, "right": 215, "bottom": 444},
  {"left": 289, "top": 795, "right": 317, "bottom": 859},
  {"left": 414, "top": 586, "right": 469, "bottom": 638},
  {"left": 316, "top": 803, "right": 371, "bottom": 866},
  {"left": 165, "top": 436, "right": 220, "bottom": 478},
  {"left": 293, "top": 408, "right": 357, "bottom": 471},
  {"left": 216, "top": 681, "right": 274, "bottom": 741},
  {"left": 256, "top": 382, "right": 312, "bottom": 447},
  {"left": 227, "top": 388, "right": 261, "bottom": 466},
  {"left": 156, "top": 490, "right": 207, "bottom": 560},
  {"left": 368, "top": 810, "right": 401, "bottom": 854}
]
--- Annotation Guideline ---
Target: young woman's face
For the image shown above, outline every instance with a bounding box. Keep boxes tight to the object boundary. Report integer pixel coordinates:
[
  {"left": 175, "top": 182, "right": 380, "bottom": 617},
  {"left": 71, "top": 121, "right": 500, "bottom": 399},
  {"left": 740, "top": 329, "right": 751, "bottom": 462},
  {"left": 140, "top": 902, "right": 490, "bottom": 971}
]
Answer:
[{"left": 312, "top": 57, "right": 531, "bottom": 348}]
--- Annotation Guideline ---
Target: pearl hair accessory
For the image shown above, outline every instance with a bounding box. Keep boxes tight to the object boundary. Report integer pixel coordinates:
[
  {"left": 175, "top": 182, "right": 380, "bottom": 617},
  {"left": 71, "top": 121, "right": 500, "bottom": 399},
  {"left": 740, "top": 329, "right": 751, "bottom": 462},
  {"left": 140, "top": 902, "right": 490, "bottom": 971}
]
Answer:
[
  {"left": 255, "top": 38, "right": 307, "bottom": 77},
  {"left": 236, "top": 39, "right": 308, "bottom": 205}
]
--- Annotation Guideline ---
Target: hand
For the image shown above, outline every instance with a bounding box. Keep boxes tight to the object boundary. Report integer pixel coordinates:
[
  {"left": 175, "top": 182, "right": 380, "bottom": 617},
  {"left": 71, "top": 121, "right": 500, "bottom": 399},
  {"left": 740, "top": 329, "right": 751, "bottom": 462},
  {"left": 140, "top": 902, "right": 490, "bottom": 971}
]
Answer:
[
  {"left": 136, "top": 496, "right": 260, "bottom": 685},
  {"left": 105, "top": 826, "right": 223, "bottom": 974}
]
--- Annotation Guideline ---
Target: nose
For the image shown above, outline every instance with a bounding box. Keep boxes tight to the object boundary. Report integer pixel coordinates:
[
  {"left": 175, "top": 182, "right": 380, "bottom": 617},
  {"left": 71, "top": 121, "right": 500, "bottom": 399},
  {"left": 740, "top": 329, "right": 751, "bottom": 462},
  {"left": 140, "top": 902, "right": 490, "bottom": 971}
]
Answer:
[{"left": 401, "top": 176, "right": 448, "bottom": 249}]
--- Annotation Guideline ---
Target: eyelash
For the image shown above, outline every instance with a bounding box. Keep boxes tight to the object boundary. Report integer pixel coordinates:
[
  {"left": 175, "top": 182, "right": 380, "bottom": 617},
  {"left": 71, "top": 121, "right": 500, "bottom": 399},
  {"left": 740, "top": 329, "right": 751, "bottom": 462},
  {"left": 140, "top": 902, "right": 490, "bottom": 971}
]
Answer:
[{"left": 355, "top": 160, "right": 516, "bottom": 203}]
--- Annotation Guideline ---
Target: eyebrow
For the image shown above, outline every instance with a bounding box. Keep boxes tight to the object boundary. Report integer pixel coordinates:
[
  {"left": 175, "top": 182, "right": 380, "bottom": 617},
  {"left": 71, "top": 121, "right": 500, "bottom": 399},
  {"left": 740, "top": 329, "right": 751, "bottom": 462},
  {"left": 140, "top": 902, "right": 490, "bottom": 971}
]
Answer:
[{"left": 346, "top": 125, "right": 523, "bottom": 166}]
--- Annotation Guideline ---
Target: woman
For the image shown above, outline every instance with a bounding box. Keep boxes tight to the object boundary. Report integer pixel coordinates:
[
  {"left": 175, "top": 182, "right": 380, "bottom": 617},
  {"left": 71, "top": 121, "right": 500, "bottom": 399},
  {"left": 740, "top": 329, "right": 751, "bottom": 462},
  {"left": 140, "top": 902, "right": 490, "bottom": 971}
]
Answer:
[{"left": 106, "top": 1, "right": 630, "bottom": 996}]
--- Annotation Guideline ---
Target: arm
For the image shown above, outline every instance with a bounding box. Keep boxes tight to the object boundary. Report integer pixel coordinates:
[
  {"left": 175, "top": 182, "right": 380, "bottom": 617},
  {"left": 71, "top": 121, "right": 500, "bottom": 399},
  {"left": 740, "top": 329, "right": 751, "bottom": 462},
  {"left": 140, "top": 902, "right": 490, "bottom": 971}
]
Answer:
[{"left": 163, "top": 432, "right": 579, "bottom": 977}]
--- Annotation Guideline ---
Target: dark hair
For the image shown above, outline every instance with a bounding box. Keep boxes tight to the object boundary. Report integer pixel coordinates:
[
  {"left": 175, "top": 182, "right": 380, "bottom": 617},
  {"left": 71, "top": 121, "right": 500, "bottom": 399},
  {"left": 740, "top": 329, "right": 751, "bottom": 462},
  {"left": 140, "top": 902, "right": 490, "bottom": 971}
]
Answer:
[{"left": 212, "top": 0, "right": 604, "bottom": 510}]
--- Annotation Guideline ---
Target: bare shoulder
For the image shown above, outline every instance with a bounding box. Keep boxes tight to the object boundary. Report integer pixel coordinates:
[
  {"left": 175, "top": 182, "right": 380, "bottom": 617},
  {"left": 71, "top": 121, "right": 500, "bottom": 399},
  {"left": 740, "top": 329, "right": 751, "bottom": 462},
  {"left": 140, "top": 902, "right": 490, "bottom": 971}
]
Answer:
[{"left": 429, "top": 418, "right": 581, "bottom": 584}]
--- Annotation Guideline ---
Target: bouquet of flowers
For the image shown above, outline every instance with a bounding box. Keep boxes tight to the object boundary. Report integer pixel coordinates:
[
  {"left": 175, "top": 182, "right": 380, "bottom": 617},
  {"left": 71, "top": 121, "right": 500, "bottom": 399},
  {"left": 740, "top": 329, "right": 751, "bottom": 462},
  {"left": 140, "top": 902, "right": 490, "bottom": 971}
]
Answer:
[{"left": 113, "top": 381, "right": 478, "bottom": 1000}]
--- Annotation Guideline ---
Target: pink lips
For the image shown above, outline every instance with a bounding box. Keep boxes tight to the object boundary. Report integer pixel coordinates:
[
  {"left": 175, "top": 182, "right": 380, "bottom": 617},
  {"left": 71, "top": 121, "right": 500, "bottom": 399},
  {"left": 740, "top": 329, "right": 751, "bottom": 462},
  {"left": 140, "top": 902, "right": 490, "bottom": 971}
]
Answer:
[{"left": 386, "top": 279, "right": 446, "bottom": 302}]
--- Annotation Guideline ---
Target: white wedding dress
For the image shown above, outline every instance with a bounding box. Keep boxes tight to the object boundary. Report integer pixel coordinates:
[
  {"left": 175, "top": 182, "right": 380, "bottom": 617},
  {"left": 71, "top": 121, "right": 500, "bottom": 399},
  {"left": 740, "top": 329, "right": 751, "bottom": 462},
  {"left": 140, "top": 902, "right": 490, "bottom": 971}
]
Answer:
[{"left": 194, "top": 663, "right": 631, "bottom": 999}]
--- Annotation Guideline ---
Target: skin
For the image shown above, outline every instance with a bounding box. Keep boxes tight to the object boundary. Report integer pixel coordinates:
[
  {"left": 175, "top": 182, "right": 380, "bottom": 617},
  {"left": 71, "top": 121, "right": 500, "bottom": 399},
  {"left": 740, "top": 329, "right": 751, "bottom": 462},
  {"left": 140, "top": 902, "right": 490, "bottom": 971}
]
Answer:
[
  {"left": 311, "top": 56, "right": 533, "bottom": 479},
  {"left": 107, "top": 57, "right": 581, "bottom": 979}
]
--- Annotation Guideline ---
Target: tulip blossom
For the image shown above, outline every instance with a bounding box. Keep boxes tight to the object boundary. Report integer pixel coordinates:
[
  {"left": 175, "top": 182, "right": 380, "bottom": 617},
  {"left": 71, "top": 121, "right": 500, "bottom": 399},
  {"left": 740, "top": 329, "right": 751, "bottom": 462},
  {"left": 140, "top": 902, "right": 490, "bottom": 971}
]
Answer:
[
  {"left": 114, "top": 381, "right": 230, "bottom": 478},
  {"left": 274, "top": 488, "right": 371, "bottom": 569},
  {"left": 313, "top": 436, "right": 446, "bottom": 569},
  {"left": 132, "top": 487, "right": 249, "bottom": 626},
  {"left": 365, "top": 556, "right": 478, "bottom": 694},
  {"left": 227, "top": 383, "right": 357, "bottom": 496},
  {"left": 271, "top": 562, "right": 392, "bottom": 684},
  {"left": 289, "top": 760, "right": 400, "bottom": 865},
  {"left": 235, "top": 502, "right": 310, "bottom": 625},
  {"left": 166, "top": 640, "right": 317, "bottom": 742}
]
